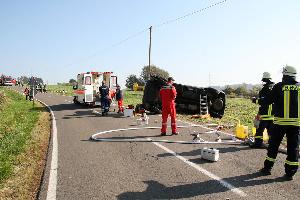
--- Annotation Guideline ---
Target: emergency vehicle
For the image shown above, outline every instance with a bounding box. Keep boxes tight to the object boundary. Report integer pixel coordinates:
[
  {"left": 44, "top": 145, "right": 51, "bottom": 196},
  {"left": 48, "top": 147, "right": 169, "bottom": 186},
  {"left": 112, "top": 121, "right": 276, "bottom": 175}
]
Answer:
[
  {"left": 0, "top": 75, "right": 14, "bottom": 86},
  {"left": 73, "top": 71, "right": 118, "bottom": 106}
]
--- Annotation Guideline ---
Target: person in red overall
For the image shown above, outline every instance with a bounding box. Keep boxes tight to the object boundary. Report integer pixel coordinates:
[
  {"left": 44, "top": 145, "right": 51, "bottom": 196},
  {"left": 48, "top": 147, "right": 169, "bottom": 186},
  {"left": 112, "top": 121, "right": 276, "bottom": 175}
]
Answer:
[
  {"left": 116, "top": 84, "right": 124, "bottom": 113},
  {"left": 24, "top": 87, "right": 29, "bottom": 100},
  {"left": 160, "top": 77, "right": 177, "bottom": 136}
]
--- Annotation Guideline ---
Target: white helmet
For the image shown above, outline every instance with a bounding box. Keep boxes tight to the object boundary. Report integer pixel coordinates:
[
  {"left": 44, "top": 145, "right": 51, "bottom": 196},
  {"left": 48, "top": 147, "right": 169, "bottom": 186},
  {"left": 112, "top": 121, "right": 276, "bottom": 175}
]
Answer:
[
  {"left": 282, "top": 65, "right": 297, "bottom": 77},
  {"left": 262, "top": 72, "right": 271, "bottom": 79}
]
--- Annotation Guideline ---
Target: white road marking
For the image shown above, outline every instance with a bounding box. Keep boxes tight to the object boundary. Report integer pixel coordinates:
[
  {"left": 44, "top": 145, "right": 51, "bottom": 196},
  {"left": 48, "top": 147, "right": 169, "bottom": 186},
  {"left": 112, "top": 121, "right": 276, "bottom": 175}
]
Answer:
[
  {"left": 151, "top": 141, "right": 247, "bottom": 197},
  {"left": 37, "top": 100, "right": 58, "bottom": 200},
  {"left": 91, "top": 123, "right": 247, "bottom": 197}
]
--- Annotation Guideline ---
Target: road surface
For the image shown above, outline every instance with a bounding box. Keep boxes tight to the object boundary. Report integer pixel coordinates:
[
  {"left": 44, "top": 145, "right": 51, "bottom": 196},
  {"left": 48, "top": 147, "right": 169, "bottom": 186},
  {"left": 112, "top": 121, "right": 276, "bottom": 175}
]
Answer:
[{"left": 13, "top": 87, "right": 300, "bottom": 200}]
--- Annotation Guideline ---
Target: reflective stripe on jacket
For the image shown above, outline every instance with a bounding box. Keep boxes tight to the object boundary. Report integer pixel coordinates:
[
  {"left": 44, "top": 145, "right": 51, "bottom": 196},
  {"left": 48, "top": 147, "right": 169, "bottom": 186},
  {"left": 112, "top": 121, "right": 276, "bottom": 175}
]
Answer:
[{"left": 267, "top": 79, "right": 300, "bottom": 126}]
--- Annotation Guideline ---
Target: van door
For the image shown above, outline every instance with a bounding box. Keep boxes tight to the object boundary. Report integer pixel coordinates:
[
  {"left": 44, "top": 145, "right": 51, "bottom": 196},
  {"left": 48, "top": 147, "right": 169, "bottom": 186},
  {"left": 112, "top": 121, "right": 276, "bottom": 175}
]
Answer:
[
  {"left": 84, "top": 74, "right": 93, "bottom": 103},
  {"left": 110, "top": 76, "right": 118, "bottom": 89}
]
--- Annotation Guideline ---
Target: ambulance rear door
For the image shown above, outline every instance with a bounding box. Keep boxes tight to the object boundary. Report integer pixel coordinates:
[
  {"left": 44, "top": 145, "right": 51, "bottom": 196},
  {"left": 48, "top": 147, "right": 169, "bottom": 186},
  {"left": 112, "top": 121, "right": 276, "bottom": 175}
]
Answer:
[{"left": 84, "top": 73, "right": 93, "bottom": 103}]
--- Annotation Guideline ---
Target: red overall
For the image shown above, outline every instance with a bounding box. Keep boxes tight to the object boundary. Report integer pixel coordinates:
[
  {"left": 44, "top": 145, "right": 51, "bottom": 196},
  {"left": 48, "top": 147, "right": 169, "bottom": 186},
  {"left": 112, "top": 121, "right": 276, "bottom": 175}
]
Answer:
[
  {"left": 117, "top": 100, "right": 124, "bottom": 112},
  {"left": 160, "top": 83, "right": 177, "bottom": 134}
]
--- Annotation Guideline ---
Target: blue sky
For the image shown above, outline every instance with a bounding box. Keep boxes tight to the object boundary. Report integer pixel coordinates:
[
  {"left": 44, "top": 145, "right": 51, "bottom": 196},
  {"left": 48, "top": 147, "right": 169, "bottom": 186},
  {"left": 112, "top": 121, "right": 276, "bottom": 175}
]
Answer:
[{"left": 1, "top": 0, "right": 299, "bottom": 87}]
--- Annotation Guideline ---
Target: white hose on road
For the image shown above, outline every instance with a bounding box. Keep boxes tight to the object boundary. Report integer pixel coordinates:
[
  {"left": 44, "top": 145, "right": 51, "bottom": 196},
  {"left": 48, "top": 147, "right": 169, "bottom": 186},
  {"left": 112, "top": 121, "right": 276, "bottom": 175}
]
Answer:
[{"left": 90, "top": 125, "right": 246, "bottom": 145}]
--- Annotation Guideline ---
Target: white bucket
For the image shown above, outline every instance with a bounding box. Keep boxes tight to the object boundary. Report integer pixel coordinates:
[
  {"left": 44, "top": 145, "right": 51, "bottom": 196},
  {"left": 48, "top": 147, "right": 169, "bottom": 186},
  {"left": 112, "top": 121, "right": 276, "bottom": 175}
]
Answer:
[{"left": 124, "top": 108, "right": 134, "bottom": 117}]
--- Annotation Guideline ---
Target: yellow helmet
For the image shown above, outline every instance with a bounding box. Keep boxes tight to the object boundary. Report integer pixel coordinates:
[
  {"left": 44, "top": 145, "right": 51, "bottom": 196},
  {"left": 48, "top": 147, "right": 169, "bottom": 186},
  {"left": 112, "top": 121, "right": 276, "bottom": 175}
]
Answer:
[
  {"left": 262, "top": 72, "right": 271, "bottom": 79},
  {"left": 282, "top": 65, "right": 297, "bottom": 77}
]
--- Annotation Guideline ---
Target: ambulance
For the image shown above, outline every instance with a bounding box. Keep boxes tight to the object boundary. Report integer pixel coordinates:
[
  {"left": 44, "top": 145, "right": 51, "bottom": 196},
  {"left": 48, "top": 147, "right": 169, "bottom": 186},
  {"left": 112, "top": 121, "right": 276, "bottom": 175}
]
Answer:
[{"left": 73, "top": 71, "right": 118, "bottom": 106}]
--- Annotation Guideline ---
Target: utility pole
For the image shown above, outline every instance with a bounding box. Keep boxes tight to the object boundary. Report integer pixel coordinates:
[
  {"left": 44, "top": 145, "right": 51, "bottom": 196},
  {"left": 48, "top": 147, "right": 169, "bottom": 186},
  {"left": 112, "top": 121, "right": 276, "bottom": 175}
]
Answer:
[{"left": 148, "top": 26, "right": 152, "bottom": 80}]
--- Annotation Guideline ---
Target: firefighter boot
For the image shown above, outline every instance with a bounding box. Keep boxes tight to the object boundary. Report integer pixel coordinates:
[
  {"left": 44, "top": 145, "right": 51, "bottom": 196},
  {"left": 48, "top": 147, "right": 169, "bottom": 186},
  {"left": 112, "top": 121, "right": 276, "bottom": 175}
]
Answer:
[{"left": 260, "top": 167, "right": 271, "bottom": 176}]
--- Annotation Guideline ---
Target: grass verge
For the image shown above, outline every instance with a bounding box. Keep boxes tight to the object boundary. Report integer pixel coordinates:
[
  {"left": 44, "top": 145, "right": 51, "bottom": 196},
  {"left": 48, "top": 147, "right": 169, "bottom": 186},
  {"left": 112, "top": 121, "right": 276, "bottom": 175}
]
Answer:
[
  {"left": 47, "top": 85, "right": 73, "bottom": 96},
  {"left": 178, "top": 97, "right": 259, "bottom": 134},
  {"left": 0, "top": 87, "right": 50, "bottom": 199},
  {"left": 123, "top": 90, "right": 143, "bottom": 106}
]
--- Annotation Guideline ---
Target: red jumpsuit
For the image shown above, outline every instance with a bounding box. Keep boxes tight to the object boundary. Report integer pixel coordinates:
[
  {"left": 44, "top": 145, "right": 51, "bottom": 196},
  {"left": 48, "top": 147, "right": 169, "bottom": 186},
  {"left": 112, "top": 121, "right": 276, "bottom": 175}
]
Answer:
[{"left": 160, "top": 83, "right": 177, "bottom": 134}]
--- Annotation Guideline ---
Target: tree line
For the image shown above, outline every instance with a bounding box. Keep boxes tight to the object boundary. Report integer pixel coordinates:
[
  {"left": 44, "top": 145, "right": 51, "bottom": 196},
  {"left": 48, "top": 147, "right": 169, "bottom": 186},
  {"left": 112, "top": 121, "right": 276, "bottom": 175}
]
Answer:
[
  {"left": 125, "top": 65, "right": 169, "bottom": 89},
  {"left": 223, "top": 84, "right": 261, "bottom": 98}
]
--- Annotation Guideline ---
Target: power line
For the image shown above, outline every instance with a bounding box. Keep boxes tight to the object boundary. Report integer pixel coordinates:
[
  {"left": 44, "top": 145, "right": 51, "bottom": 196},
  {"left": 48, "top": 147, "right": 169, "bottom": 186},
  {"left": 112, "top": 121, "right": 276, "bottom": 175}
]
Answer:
[
  {"left": 65, "top": 0, "right": 228, "bottom": 67},
  {"left": 155, "top": 0, "right": 227, "bottom": 29}
]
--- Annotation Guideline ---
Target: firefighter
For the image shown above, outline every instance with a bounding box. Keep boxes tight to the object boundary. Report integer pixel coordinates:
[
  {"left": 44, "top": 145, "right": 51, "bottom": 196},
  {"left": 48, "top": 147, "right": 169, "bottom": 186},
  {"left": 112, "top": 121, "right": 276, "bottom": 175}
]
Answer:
[
  {"left": 250, "top": 72, "right": 274, "bottom": 148},
  {"left": 261, "top": 65, "right": 300, "bottom": 180},
  {"left": 99, "top": 81, "right": 110, "bottom": 116},
  {"left": 116, "top": 84, "right": 124, "bottom": 113},
  {"left": 160, "top": 77, "right": 177, "bottom": 136}
]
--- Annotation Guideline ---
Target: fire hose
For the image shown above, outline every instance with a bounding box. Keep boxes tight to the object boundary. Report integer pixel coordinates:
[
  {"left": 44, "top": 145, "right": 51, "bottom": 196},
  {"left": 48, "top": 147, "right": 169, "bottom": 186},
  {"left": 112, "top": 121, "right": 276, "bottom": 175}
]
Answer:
[{"left": 90, "top": 125, "right": 247, "bottom": 145}]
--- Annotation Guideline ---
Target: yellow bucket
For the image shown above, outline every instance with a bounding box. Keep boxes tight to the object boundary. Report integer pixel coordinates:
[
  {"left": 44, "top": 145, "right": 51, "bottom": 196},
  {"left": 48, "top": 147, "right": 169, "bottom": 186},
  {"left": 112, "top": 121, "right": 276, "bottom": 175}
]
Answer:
[
  {"left": 252, "top": 127, "right": 269, "bottom": 141},
  {"left": 235, "top": 121, "right": 248, "bottom": 139}
]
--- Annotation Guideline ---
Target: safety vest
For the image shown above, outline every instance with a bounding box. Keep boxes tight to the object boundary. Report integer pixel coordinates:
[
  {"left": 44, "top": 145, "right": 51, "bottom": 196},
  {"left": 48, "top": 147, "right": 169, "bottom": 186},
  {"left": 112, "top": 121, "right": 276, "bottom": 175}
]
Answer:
[{"left": 274, "top": 84, "right": 300, "bottom": 126}]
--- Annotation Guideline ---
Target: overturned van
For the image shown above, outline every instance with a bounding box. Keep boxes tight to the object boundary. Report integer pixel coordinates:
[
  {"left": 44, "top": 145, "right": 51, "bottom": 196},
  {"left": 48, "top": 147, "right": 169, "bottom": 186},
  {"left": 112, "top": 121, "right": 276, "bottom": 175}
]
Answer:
[{"left": 140, "top": 76, "right": 225, "bottom": 118}]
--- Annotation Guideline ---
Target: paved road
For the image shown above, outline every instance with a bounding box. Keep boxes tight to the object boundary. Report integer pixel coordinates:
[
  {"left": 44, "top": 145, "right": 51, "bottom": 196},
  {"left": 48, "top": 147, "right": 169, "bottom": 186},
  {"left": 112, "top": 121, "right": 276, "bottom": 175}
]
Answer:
[{"left": 13, "top": 87, "right": 300, "bottom": 200}]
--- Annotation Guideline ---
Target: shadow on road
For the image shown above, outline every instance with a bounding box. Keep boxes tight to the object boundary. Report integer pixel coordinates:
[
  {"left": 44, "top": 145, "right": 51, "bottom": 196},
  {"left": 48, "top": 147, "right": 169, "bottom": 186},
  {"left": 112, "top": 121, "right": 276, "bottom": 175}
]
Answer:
[
  {"left": 49, "top": 103, "right": 86, "bottom": 112},
  {"left": 117, "top": 172, "right": 289, "bottom": 200},
  {"left": 157, "top": 146, "right": 251, "bottom": 159}
]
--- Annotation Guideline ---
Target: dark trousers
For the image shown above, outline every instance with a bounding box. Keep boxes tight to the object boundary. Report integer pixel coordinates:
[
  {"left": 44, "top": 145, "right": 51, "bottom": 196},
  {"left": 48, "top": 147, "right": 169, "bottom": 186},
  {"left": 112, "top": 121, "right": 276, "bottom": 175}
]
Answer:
[
  {"left": 101, "top": 98, "right": 109, "bottom": 113},
  {"left": 264, "top": 124, "right": 300, "bottom": 176},
  {"left": 255, "top": 120, "right": 273, "bottom": 145}
]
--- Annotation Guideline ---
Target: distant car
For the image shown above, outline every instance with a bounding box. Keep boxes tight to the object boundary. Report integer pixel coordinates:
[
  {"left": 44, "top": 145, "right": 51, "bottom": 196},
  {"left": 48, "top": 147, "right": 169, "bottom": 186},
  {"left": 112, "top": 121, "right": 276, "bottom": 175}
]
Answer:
[{"left": 4, "top": 78, "right": 13, "bottom": 86}]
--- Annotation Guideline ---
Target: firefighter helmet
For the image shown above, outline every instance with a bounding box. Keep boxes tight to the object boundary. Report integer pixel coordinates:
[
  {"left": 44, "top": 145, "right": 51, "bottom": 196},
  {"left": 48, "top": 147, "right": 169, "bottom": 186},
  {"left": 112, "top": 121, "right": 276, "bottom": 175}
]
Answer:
[
  {"left": 262, "top": 72, "right": 271, "bottom": 80},
  {"left": 282, "top": 65, "right": 297, "bottom": 77}
]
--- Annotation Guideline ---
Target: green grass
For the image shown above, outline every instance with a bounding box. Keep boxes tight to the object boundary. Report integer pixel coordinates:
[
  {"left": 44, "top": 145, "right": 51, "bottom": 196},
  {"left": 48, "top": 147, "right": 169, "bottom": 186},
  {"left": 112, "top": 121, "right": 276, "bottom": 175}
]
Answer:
[
  {"left": 180, "top": 97, "right": 258, "bottom": 134},
  {"left": 123, "top": 90, "right": 143, "bottom": 107},
  {"left": 47, "top": 85, "right": 74, "bottom": 96},
  {"left": 0, "top": 87, "right": 41, "bottom": 183}
]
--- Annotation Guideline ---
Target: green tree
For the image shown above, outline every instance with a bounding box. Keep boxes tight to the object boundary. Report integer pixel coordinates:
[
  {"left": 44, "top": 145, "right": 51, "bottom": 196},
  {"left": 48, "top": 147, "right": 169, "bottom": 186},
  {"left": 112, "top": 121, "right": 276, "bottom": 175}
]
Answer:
[
  {"left": 235, "top": 85, "right": 248, "bottom": 97},
  {"left": 125, "top": 74, "right": 144, "bottom": 89},
  {"left": 19, "top": 76, "right": 29, "bottom": 84},
  {"left": 248, "top": 85, "right": 261, "bottom": 97},
  {"left": 223, "top": 85, "right": 235, "bottom": 95},
  {"left": 140, "top": 65, "right": 169, "bottom": 81},
  {"left": 69, "top": 79, "right": 77, "bottom": 85}
]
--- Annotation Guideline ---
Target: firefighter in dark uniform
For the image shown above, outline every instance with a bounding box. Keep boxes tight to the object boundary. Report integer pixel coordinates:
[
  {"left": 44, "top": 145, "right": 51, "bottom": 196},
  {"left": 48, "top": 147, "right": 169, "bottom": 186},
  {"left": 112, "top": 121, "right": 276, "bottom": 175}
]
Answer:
[
  {"left": 99, "top": 81, "right": 110, "bottom": 116},
  {"left": 261, "top": 65, "right": 300, "bottom": 180},
  {"left": 251, "top": 72, "right": 274, "bottom": 148}
]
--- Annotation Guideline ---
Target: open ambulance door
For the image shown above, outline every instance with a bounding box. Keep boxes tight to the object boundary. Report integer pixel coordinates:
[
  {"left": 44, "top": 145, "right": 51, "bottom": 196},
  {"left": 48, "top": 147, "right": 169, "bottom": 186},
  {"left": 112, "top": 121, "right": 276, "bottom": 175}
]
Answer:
[
  {"left": 110, "top": 76, "right": 118, "bottom": 89},
  {"left": 84, "top": 74, "right": 93, "bottom": 103}
]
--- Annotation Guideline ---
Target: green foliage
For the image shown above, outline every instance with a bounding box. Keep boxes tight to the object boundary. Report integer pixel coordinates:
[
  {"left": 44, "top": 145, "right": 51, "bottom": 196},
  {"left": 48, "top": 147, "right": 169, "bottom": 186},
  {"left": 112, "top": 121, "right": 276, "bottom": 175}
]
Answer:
[
  {"left": 179, "top": 97, "right": 259, "bottom": 135},
  {"left": 69, "top": 79, "right": 77, "bottom": 85},
  {"left": 125, "top": 75, "right": 144, "bottom": 89},
  {"left": 235, "top": 85, "right": 248, "bottom": 96},
  {"left": 0, "top": 88, "right": 40, "bottom": 183},
  {"left": 125, "top": 65, "right": 170, "bottom": 89},
  {"left": 223, "top": 84, "right": 261, "bottom": 98},
  {"left": 47, "top": 85, "right": 74, "bottom": 96},
  {"left": 223, "top": 85, "right": 235, "bottom": 95},
  {"left": 123, "top": 90, "right": 143, "bottom": 106},
  {"left": 0, "top": 90, "right": 7, "bottom": 110},
  {"left": 18, "top": 76, "right": 29, "bottom": 84},
  {"left": 140, "top": 65, "right": 169, "bottom": 81}
]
